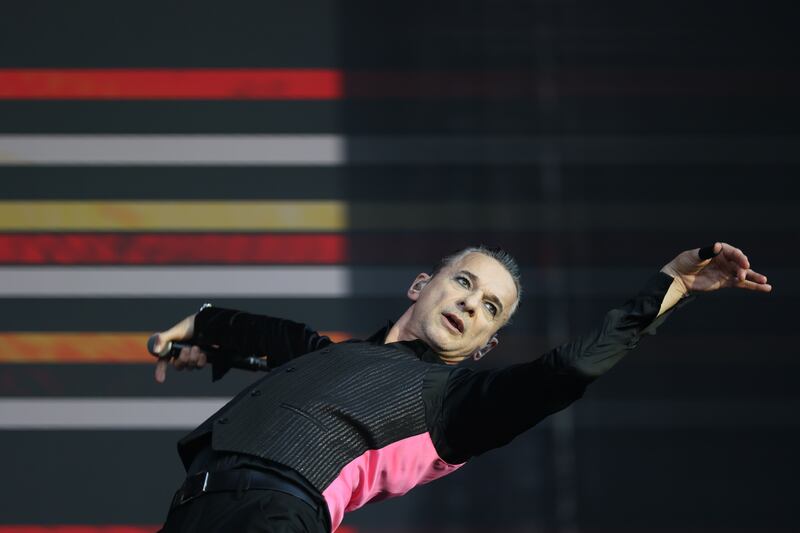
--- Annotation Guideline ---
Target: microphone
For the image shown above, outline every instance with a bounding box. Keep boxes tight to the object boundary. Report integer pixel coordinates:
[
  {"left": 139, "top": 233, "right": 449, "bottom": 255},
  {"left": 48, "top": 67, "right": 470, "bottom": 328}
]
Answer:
[
  {"left": 698, "top": 244, "right": 721, "bottom": 261},
  {"left": 147, "top": 335, "right": 270, "bottom": 372}
]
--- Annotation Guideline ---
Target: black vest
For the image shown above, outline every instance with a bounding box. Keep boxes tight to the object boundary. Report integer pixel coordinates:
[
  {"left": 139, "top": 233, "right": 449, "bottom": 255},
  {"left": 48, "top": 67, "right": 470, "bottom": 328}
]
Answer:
[{"left": 178, "top": 340, "right": 455, "bottom": 493}]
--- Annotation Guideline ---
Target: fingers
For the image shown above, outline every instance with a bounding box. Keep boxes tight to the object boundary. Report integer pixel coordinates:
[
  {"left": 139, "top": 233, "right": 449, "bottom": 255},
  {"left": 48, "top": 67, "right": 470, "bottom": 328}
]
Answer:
[
  {"left": 719, "top": 242, "right": 750, "bottom": 271},
  {"left": 151, "top": 314, "right": 198, "bottom": 383},
  {"left": 712, "top": 242, "right": 751, "bottom": 282},
  {"left": 152, "top": 314, "right": 196, "bottom": 353},
  {"left": 153, "top": 345, "right": 208, "bottom": 383},
  {"left": 154, "top": 357, "right": 169, "bottom": 384},
  {"left": 731, "top": 277, "right": 773, "bottom": 292},
  {"left": 695, "top": 241, "right": 772, "bottom": 294},
  {"left": 742, "top": 269, "right": 772, "bottom": 292},
  {"left": 721, "top": 267, "right": 772, "bottom": 292},
  {"left": 172, "top": 345, "right": 208, "bottom": 371},
  {"left": 745, "top": 268, "right": 768, "bottom": 285},
  {"left": 150, "top": 333, "right": 167, "bottom": 356}
]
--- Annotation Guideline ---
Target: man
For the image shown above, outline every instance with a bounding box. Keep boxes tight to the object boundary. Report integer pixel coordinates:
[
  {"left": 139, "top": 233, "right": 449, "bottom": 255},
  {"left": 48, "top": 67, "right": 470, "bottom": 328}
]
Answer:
[{"left": 153, "top": 242, "right": 770, "bottom": 532}]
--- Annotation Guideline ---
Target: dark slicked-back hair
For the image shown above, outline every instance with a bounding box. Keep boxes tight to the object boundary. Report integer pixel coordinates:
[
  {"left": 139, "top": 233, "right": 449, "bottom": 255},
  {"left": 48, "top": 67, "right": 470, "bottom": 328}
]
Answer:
[{"left": 430, "top": 245, "right": 522, "bottom": 315}]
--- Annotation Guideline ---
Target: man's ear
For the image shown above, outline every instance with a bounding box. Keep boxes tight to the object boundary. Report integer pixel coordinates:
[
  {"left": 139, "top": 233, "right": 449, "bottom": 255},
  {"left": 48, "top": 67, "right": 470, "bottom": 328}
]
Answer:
[
  {"left": 407, "top": 273, "right": 431, "bottom": 301},
  {"left": 472, "top": 335, "right": 499, "bottom": 361}
]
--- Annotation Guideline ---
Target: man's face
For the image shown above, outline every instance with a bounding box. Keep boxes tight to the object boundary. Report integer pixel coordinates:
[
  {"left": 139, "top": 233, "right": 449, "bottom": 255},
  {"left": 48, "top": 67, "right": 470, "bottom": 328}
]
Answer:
[{"left": 407, "top": 252, "right": 518, "bottom": 361}]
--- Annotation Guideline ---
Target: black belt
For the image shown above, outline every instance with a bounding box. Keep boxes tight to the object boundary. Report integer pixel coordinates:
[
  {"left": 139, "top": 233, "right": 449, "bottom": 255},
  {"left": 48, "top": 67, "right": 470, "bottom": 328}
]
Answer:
[{"left": 171, "top": 469, "right": 320, "bottom": 511}]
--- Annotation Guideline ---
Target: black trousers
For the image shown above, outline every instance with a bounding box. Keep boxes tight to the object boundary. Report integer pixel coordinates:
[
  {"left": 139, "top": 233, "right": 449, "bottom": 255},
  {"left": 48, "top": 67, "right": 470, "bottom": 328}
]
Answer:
[{"left": 159, "top": 489, "right": 329, "bottom": 533}]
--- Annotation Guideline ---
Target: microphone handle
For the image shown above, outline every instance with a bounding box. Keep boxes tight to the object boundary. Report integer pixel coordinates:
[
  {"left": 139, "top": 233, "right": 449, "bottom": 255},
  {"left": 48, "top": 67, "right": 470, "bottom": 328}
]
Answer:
[{"left": 147, "top": 336, "right": 269, "bottom": 372}]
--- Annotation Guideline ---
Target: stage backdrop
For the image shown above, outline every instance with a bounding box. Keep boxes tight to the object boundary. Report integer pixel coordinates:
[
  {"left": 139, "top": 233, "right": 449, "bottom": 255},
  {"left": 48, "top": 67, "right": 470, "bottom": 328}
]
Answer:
[{"left": 0, "top": 1, "right": 797, "bottom": 532}]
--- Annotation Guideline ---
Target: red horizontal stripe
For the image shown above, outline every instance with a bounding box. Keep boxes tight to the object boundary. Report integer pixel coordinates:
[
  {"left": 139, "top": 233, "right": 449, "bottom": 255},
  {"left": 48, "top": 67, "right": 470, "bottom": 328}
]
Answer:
[
  {"left": 1, "top": 68, "right": 796, "bottom": 100},
  {"left": 0, "top": 69, "right": 342, "bottom": 100},
  {"left": 0, "top": 234, "right": 345, "bottom": 264},
  {"left": 0, "top": 529, "right": 357, "bottom": 533},
  {"left": 0, "top": 525, "right": 161, "bottom": 533}
]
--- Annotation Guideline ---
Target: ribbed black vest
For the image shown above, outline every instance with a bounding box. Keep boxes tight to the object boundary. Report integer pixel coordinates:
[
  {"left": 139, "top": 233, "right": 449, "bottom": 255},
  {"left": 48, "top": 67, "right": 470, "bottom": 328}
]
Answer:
[{"left": 178, "top": 341, "right": 454, "bottom": 492}]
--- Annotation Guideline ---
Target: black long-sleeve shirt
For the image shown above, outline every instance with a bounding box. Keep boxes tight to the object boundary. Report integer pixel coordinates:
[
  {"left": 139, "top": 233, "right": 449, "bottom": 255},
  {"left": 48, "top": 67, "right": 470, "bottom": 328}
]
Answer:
[{"left": 190, "top": 271, "right": 686, "bottom": 464}]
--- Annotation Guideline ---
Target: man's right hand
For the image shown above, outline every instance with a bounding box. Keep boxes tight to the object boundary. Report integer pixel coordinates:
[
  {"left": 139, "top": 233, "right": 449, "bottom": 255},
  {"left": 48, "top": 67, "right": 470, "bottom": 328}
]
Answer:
[{"left": 151, "top": 314, "right": 208, "bottom": 383}]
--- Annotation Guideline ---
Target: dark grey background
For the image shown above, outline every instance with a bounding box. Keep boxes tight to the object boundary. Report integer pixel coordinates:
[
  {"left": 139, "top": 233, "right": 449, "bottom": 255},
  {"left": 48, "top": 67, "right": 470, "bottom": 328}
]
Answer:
[{"left": 1, "top": 1, "right": 797, "bottom": 531}]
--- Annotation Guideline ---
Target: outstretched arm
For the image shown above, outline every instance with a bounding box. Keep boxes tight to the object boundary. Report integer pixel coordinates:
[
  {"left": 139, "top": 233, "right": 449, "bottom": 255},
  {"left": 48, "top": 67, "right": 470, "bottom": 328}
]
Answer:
[{"left": 434, "top": 242, "right": 771, "bottom": 463}]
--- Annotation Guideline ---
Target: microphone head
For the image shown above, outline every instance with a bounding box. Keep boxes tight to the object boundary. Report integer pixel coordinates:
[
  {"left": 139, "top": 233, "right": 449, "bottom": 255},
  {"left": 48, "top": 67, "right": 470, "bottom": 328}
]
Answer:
[
  {"left": 698, "top": 244, "right": 720, "bottom": 261},
  {"left": 147, "top": 334, "right": 173, "bottom": 357}
]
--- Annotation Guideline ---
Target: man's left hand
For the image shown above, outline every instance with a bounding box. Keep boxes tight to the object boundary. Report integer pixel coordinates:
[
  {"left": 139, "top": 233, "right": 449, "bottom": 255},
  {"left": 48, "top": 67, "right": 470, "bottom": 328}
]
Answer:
[{"left": 661, "top": 242, "right": 772, "bottom": 295}]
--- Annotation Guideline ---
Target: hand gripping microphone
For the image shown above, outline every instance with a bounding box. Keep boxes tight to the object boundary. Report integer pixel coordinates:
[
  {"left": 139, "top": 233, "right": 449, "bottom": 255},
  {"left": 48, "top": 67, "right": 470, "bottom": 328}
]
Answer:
[{"left": 146, "top": 335, "right": 270, "bottom": 372}]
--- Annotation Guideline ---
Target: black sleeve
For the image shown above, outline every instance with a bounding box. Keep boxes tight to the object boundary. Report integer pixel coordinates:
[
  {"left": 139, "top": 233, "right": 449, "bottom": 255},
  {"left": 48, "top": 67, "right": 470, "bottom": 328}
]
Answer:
[
  {"left": 191, "top": 306, "right": 333, "bottom": 380},
  {"left": 435, "top": 272, "right": 691, "bottom": 463}
]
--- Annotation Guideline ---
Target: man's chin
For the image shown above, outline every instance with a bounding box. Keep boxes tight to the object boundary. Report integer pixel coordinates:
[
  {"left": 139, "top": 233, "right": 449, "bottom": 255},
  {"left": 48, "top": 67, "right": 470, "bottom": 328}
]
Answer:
[
  {"left": 424, "top": 331, "right": 458, "bottom": 354},
  {"left": 420, "top": 324, "right": 471, "bottom": 356},
  {"left": 428, "top": 335, "right": 473, "bottom": 359}
]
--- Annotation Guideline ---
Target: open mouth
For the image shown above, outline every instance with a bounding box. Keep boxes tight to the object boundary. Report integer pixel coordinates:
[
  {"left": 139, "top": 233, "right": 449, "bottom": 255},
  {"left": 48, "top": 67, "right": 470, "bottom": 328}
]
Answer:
[{"left": 442, "top": 313, "right": 464, "bottom": 334}]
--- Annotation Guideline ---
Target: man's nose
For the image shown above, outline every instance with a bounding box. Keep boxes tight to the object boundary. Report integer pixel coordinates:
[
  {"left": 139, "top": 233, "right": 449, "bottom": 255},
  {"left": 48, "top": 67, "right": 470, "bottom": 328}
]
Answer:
[{"left": 459, "top": 294, "right": 480, "bottom": 316}]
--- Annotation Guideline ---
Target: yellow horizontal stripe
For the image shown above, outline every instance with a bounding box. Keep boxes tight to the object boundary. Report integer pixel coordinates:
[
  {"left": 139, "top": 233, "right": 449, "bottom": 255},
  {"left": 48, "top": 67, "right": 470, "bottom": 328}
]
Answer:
[
  {"left": 0, "top": 332, "right": 351, "bottom": 363},
  {"left": 0, "top": 201, "right": 345, "bottom": 231}
]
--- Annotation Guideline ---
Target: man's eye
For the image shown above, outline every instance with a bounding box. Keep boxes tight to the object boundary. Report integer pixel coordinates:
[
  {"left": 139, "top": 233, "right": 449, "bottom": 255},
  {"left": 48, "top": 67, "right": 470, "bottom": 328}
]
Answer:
[
  {"left": 484, "top": 302, "right": 497, "bottom": 316},
  {"left": 456, "top": 276, "right": 470, "bottom": 288}
]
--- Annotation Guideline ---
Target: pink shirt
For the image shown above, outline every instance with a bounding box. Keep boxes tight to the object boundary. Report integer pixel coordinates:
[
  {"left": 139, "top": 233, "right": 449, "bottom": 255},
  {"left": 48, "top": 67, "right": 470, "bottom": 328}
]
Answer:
[{"left": 322, "top": 431, "right": 464, "bottom": 531}]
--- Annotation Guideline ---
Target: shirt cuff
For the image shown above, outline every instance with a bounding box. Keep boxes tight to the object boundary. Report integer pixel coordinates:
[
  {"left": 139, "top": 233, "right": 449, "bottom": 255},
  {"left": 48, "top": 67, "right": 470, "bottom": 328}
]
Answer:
[
  {"left": 640, "top": 271, "right": 694, "bottom": 337},
  {"left": 191, "top": 306, "right": 237, "bottom": 381}
]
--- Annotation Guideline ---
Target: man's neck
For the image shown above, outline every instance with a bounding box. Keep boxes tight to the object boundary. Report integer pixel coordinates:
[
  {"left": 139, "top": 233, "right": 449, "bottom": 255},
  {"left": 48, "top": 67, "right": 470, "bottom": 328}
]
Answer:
[
  {"left": 384, "top": 306, "right": 417, "bottom": 344},
  {"left": 384, "top": 306, "right": 469, "bottom": 365}
]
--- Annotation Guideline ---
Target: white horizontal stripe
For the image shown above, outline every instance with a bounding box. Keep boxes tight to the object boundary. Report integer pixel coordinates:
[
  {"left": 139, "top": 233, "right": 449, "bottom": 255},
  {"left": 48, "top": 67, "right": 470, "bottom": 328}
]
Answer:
[
  {"left": 0, "top": 266, "right": 349, "bottom": 297},
  {"left": 0, "top": 398, "right": 227, "bottom": 429},
  {"left": 1, "top": 135, "right": 798, "bottom": 165},
  {"left": 0, "top": 266, "right": 789, "bottom": 297},
  {"left": 0, "top": 135, "right": 344, "bottom": 165}
]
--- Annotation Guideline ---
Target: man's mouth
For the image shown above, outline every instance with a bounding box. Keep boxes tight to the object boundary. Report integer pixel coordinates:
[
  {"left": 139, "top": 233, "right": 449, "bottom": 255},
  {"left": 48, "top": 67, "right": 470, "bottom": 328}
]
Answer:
[{"left": 442, "top": 313, "right": 464, "bottom": 334}]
